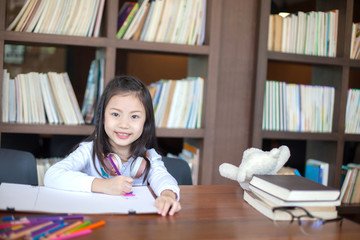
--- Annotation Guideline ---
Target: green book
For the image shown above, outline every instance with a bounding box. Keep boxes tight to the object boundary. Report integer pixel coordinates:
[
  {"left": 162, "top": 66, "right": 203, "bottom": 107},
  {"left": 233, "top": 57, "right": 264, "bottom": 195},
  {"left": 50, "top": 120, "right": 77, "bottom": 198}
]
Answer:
[{"left": 116, "top": 3, "right": 139, "bottom": 39}]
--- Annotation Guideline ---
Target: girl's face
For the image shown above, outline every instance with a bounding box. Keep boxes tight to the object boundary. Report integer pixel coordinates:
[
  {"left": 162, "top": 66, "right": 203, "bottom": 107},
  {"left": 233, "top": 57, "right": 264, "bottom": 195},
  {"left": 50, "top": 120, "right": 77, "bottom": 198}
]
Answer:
[{"left": 104, "top": 93, "right": 146, "bottom": 157}]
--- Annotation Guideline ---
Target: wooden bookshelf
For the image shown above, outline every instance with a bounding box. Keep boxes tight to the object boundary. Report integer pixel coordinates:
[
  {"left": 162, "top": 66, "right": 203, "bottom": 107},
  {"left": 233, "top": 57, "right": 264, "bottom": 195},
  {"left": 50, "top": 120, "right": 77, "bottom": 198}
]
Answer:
[
  {"left": 252, "top": 0, "right": 360, "bottom": 212},
  {"left": 0, "top": 0, "right": 223, "bottom": 184}
]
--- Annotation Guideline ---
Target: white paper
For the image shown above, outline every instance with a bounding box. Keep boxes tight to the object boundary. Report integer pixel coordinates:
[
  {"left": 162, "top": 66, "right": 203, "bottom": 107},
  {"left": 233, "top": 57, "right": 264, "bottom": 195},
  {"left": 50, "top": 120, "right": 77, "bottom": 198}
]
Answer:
[{"left": 0, "top": 183, "right": 157, "bottom": 214}]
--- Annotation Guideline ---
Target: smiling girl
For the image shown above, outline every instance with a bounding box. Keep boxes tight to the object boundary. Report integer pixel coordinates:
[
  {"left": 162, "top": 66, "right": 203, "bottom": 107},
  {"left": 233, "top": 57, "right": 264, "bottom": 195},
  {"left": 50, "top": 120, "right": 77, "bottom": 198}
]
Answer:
[{"left": 44, "top": 76, "right": 181, "bottom": 216}]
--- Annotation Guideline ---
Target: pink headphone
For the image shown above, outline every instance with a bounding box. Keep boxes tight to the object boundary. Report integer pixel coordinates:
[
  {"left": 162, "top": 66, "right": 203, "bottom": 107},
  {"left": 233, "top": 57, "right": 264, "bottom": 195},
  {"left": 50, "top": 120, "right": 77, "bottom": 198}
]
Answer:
[{"left": 105, "top": 153, "right": 147, "bottom": 178}]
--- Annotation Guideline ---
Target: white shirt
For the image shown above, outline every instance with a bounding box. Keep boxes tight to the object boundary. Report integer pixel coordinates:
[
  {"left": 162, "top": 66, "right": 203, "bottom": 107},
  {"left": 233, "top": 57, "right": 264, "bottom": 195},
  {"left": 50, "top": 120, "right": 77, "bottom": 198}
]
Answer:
[{"left": 44, "top": 141, "right": 180, "bottom": 199}]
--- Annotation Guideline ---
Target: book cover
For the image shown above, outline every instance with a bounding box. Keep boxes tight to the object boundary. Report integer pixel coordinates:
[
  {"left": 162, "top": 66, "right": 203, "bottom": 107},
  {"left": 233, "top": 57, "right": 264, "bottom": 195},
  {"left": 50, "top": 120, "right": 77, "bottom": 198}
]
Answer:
[
  {"left": 249, "top": 184, "right": 341, "bottom": 207},
  {"left": 249, "top": 175, "right": 340, "bottom": 201},
  {"left": 116, "top": 3, "right": 139, "bottom": 39}
]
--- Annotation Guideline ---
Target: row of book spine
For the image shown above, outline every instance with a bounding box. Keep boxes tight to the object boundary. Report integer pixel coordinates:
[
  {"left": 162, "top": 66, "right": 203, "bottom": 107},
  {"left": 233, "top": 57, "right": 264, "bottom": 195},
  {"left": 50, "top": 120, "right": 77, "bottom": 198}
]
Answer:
[
  {"left": 350, "top": 22, "right": 360, "bottom": 59},
  {"left": 116, "top": 0, "right": 206, "bottom": 45},
  {"left": 268, "top": 10, "right": 338, "bottom": 57},
  {"left": 345, "top": 88, "right": 360, "bottom": 134},
  {"left": 2, "top": 70, "right": 84, "bottom": 125},
  {"left": 340, "top": 163, "right": 360, "bottom": 204},
  {"left": 262, "top": 80, "right": 334, "bottom": 133},
  {"left": 7, "top": 0, "right": 105, "bottom": 37},
  {"left": 149, "top": 77, "right": 204, "bottom": 129}
]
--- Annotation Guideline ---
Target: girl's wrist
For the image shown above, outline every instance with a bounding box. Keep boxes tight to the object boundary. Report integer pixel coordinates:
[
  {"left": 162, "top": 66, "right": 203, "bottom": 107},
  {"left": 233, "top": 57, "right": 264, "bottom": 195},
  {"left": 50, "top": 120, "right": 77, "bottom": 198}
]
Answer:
[{"left": 161, "top": 189, "right": 177, "bottom": 200}]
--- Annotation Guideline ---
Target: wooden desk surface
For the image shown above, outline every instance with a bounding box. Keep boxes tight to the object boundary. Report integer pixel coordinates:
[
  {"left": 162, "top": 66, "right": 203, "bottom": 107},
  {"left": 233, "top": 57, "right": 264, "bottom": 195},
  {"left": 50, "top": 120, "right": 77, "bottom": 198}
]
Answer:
[{"left": 2, "top": 185, "right": 360, "bottom": 239}]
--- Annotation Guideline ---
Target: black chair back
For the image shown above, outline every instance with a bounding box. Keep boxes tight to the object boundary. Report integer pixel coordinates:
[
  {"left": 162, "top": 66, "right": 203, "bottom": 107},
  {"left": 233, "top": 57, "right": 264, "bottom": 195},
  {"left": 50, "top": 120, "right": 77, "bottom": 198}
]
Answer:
[
  {"left": 0, "top": 148, "right": 38, "bottom": 185},
  {"left": 162, "top": 157, "right": 193, "bottom": 185}
]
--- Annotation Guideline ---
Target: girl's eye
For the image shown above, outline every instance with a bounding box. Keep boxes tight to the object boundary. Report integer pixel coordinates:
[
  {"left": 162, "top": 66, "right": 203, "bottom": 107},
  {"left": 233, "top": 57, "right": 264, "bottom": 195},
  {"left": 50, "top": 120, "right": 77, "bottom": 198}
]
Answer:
[
  {"left": 112, "top": 113, "right": 119, "bottom": 117},
  {"left": 131, "top": 115, "right": 139, "bottom": 119}
]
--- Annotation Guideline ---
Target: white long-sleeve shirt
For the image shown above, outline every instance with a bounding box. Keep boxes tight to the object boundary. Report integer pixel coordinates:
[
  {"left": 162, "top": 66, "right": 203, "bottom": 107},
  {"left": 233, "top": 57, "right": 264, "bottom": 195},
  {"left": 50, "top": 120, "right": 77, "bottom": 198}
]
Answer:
[{"left": 44, "top": 141, "right": 180, "bottom": 199}]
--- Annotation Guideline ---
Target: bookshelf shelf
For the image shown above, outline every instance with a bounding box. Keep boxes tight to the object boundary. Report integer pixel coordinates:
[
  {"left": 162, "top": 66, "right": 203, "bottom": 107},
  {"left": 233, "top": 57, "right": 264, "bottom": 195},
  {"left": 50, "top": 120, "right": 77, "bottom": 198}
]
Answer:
[
  {"left": 2, "top": 31, "right": 109, "bottom": 47},
  {"left": 268, "top": 51, "right": 346, "bottom": 66},
  {"left": 0, "top": 0, "right": 222, "bottom": 185},
  {"left": 0, "top": 123, "right": 94, "bottom": 135},
  {"left": 253, "top": 0, "right": 360, "bottom": 212},
  {"left": 262, "top": 131, "right": 339, "bottom": 141}
]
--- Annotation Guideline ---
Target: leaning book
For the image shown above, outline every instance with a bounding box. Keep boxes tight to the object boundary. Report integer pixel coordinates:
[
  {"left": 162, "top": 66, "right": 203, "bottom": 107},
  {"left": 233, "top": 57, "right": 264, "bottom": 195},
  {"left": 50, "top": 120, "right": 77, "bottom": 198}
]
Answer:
[{"left": 249, "top": 175, "right": 340, "bottom": 201}]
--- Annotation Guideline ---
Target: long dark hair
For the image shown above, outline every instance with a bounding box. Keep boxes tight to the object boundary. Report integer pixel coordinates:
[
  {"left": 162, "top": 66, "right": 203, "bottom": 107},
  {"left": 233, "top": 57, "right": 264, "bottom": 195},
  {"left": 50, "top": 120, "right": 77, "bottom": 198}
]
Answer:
[{"left": 85, "top": 75, "right": 158, "bottom": 181}]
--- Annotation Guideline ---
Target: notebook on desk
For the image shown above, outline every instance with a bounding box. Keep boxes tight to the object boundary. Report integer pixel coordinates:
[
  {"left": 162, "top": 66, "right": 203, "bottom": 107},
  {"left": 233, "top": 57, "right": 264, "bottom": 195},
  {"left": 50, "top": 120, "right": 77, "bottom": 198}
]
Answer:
[{"left": 0, "top": 182, "right": 157, "bottom": 214}]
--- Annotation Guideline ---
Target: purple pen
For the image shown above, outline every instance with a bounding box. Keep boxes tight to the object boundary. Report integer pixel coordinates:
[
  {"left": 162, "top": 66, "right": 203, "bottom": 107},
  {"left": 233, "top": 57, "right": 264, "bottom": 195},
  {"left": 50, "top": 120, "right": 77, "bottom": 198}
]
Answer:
[
  {"left": 108, "top": 154, "right": 121, "bottom": 175},
  {"left": 28, "top": 215, "right": 84, "bottom": 222}
]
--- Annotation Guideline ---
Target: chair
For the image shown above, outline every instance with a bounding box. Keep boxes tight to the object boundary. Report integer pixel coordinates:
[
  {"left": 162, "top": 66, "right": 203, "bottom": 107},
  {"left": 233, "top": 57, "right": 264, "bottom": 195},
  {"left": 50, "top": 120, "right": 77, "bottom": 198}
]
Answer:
[
  {"left": 0, "top": 148, "right": 38, "bottom": 185},
  {"left": 162, "top": 157, "right": 193, "bottom": 185}
]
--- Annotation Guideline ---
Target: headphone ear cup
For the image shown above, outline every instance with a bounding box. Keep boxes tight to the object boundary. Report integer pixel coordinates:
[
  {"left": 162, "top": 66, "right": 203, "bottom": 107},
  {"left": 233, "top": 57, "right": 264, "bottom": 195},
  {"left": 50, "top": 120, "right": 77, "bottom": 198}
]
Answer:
[
  {"left": 131, "top": 157, "right": 147, "bottom": 178},
  {"left": 111, "top": 154, "right": 122, "bottom": 174}
]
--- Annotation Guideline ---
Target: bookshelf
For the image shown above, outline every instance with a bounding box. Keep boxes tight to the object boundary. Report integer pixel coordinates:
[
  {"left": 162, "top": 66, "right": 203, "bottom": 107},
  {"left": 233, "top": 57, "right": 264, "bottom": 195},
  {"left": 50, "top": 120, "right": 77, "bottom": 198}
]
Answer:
[
  {"left": 252, "top": 0, "right": 360, "bottom": 213},
  {"left": 0, "top": 0, "right": 223, "bottom": 184}
]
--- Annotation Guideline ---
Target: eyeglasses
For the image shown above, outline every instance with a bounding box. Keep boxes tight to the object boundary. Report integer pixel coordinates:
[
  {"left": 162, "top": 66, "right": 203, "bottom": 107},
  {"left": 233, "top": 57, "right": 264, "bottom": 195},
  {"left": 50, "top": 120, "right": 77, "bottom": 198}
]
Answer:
[{"left": 272, "top": 206, "right": 343, "bottom": 235}]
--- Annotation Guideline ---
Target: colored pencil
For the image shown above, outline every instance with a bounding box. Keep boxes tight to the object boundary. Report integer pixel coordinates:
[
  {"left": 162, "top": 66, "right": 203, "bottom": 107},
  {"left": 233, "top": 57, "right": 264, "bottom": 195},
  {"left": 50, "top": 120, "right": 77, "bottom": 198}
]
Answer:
[
  {"left": 43, "top": 220, "right": 83, "bottom": 239},
  {"left": 8, "top": 221, "right": 53, "bottom": 239},
  {"left": 31, "top": 222, "right": 67, "bottom": 240},
  {"left": 63, "top": 221, "right": 91, "bottom": 234},
  {"left": 50, "top": 229, "right": 92, "bottom": 240},
  {"left": 29, "top": 221, "right": 63, "bottom": 240},
  {"left": 72, "top": 220, "right": 105, "bottom": 233}
]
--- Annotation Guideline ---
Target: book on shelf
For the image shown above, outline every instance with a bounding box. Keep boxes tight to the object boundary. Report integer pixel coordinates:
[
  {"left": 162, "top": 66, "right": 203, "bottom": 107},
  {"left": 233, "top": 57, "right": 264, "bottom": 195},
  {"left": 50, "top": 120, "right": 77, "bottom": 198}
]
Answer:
[
  {"left": 117, "top": 0, "right": 207, "bottom": 45},
  {"left": 116, "top": 2, "right": 139, "bottom": 39},
  {"left": 122, "top": 0, "right": 150, "bottom": 40},
  {"left": 262, "top": 80, "right": 334, "bottom": 133},
  {"left": 81, "top": 58, "right": 105, "bottom": 124},
  {"left": 244, "top": 190, "right": 338, "bottom": 221},
  {"left": 150, "top": 77, "right": 204, "bottom": 129},
  {"left": 350, "top": 22, "right": 360, "bottom": 59},
  {"left": 305, "top": 159, "right": 329, "bottom": 186},
  {"left": 249, "top": 175, "right": 340, "bottom": 202},
  {"left": 1, "top": 70, "right": 84, "bottom": 125},
  {"left": 340, "top": 163, "right": 360, "bottom": 204},
  {"left": 268, "top": 9, "right": 338, "bottom": 57},
  {"left": 345, "top": 88, "right": 360, "bottom": 134},
  {"left": 7, "top": 0, "right": 105, "bottom": 37}
]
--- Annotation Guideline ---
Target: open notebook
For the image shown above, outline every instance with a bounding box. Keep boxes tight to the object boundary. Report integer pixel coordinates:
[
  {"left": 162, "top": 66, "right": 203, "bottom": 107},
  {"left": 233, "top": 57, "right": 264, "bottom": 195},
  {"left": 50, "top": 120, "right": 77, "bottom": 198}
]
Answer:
[{"left": 0, "top": 183, "right": 157, "bottom": 214}]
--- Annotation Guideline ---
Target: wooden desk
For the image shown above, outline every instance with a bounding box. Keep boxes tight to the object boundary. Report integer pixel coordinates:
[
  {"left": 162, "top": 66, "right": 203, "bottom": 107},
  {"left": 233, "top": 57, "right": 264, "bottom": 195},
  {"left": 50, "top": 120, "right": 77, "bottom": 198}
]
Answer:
[{"left": 2, "top": 185, "right": 360, "bottom": 239}]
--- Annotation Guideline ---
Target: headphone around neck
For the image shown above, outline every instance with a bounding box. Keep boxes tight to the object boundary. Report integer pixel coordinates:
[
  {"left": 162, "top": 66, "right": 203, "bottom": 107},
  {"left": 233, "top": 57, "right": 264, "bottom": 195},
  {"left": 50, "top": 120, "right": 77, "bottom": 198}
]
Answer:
[{"left": 105, "top": 153, "right": 147, "bottom": 178}]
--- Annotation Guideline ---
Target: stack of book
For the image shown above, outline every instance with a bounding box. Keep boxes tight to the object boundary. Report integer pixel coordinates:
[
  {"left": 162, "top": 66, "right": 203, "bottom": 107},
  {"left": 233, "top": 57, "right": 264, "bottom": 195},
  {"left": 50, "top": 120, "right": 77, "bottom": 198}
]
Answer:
[
  {"left": 116, "top": 0, "right": 207, "bottom": 45},
  {"left": 7, "top": 0, "right": 105, "bottom": 37},
  {"left": 2, "top": 70, "right": 84, "bottom": 125},
  {"left": 244, "top": 175, "right": 341, "bottom": 221}
]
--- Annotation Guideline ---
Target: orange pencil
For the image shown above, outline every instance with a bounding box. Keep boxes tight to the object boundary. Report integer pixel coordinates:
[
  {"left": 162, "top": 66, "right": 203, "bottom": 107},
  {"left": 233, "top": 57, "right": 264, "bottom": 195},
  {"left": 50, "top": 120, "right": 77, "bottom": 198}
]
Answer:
[
  {"left": 43, "top": 220, "right": 83, "bottom": 239},
  {"left": 72, "top": 220, "right": 105, "bottom": 233}
]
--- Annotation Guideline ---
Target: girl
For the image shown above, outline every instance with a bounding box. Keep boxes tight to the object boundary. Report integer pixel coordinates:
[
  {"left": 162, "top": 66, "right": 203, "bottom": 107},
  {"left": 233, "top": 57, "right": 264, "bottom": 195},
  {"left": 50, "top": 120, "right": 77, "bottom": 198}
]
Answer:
[{"left": 44, "top": 76, "right": 181, "bottom": 216}]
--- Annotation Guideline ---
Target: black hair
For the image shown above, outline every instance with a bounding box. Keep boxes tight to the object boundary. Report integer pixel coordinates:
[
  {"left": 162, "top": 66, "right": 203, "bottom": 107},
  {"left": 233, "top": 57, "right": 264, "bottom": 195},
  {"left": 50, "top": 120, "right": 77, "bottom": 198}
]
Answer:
[{"left": 84, "top": 75, "right": 158, "bottom": 181}]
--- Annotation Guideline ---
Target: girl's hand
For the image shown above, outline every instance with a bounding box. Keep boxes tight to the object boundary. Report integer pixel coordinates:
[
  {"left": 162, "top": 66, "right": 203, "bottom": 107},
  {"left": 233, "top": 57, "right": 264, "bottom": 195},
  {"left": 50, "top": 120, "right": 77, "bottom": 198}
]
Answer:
[
  {"left": 155, "top": 190, "right": 181, "bottom": 216},
  {"left": 91, "top": 176, "right": 134, "bottom": 195}
]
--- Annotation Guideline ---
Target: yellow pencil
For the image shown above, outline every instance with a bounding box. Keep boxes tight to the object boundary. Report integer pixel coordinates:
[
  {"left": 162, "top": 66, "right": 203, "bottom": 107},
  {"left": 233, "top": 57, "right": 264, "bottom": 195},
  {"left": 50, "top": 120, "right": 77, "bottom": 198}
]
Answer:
[{"left": 72, "top": 220, "right": 105, "bottom": 233}]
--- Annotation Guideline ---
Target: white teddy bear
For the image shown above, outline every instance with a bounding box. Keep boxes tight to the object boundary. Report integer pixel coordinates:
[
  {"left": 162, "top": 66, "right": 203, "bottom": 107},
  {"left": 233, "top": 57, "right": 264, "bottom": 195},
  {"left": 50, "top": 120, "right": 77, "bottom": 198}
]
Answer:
[{"left": 219, "top": 145, "right": 290, "bottom": 190}]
